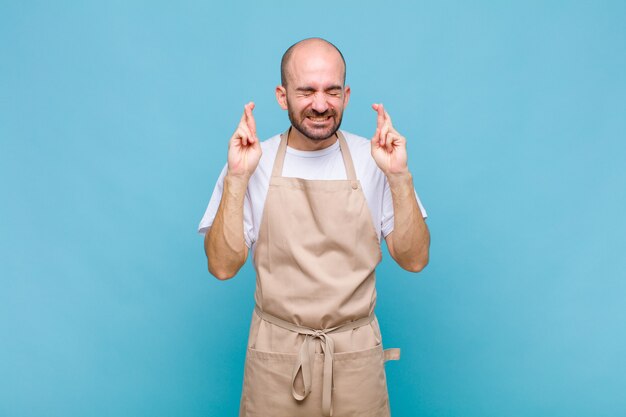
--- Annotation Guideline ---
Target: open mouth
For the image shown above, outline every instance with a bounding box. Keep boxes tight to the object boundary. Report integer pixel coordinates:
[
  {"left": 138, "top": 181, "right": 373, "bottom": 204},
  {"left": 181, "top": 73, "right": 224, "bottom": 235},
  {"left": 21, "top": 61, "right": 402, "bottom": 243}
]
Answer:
[{"left": 306, "top": 115, "right": 332, "bottom": 123}]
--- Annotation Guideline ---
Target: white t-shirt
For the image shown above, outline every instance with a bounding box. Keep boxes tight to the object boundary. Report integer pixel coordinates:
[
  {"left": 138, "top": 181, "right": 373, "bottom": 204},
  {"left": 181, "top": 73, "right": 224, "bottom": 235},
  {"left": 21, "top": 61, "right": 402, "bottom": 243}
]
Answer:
[{"left": 198, "top": 130, "right": 427, "bottom": 252}]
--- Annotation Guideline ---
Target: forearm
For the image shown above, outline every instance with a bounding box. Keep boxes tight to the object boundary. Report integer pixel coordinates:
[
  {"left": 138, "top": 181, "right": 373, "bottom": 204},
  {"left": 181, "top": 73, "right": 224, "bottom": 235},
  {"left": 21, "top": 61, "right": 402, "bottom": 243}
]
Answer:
[
  {"left": 387, "top": 172, "right": 430, "bottom": 272},
  {"left": 205, "top": 175, "right": 249, "bottom": 279}
]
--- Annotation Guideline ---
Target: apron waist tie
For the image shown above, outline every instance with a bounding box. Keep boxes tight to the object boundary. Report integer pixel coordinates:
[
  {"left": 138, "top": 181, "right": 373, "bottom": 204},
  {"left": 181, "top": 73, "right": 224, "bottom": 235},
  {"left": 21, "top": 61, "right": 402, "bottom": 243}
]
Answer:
[{"left": 254, "top": 305, "right": 375, "bottom": 417}]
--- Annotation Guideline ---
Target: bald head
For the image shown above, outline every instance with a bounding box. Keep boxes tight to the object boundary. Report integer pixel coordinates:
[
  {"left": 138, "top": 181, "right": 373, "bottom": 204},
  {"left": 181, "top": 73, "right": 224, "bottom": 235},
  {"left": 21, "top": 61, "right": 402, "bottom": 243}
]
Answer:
[{"left": 280, "top": 38, "right": 346, "bottom": 87}]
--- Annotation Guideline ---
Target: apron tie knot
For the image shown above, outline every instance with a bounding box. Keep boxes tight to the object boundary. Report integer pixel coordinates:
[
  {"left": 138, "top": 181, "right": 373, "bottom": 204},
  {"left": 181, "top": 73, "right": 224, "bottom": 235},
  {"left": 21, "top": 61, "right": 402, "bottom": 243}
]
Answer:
[{"left": 311, "top": 329, "right": 325, "bottom": 338}]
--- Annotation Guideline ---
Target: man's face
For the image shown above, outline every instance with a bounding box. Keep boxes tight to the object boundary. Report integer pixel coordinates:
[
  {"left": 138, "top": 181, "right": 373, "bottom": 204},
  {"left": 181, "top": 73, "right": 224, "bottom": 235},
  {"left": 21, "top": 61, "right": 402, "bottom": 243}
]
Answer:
[{"left": 279, "top": 47, "right": 350, "bottom": 141}]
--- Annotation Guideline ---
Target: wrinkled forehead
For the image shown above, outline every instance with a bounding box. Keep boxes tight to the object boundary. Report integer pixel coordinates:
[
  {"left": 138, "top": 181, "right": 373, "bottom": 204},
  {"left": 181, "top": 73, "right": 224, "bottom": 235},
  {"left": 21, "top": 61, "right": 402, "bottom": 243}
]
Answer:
[{"left": 286, "top": 44, "right": 346, "bottom": 87}]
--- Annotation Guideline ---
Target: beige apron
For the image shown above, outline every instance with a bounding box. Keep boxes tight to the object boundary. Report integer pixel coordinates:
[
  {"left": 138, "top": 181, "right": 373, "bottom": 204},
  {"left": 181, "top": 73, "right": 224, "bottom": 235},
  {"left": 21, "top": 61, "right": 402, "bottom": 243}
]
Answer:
[{"left": 240, "top": 129, "right": 399, "bottom": 417}]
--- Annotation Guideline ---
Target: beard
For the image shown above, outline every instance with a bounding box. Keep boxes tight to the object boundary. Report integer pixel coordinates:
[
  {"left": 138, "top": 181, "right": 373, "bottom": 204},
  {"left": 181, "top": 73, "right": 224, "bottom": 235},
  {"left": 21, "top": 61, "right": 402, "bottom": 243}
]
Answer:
[{"left": 287, "top": 102, "right": 344, "bottom": 141}]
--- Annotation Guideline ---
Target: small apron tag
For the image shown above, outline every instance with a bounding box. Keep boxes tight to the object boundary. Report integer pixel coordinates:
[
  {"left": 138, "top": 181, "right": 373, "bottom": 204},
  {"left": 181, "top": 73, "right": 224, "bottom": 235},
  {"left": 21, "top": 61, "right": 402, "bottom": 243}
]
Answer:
[{"left": 383, "top": 348, "right": 401, "bottom": 362}]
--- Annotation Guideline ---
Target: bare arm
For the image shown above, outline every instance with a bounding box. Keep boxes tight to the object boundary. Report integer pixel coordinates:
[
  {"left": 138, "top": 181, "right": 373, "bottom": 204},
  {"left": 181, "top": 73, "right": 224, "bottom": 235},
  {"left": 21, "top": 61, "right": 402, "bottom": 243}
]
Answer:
[
  {"left": 205, "top": 175, "right": 250, "bottom": 279},
  {"left": 204, "top": 102, "right": 262, "bottom": 279},
  {"left": 370, "top": 103, "right": 430, "bottom": 272},
  {"left": 385, "top": 172, "right": 430, "bottom": 272}
]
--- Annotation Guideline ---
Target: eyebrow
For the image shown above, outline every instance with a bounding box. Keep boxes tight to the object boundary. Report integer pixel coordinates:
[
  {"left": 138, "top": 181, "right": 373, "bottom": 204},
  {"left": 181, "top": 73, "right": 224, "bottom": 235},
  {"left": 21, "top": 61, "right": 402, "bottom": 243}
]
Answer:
[{"left": 295, "top": 85, "right": 343, "bottom": 92}]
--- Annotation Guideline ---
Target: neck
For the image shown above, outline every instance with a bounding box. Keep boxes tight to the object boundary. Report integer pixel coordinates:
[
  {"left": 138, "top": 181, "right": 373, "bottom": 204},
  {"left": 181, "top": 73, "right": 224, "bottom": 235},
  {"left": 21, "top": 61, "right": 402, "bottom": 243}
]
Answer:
[{"left": 287, "top": 127, "right": 338, "bottom": 151}]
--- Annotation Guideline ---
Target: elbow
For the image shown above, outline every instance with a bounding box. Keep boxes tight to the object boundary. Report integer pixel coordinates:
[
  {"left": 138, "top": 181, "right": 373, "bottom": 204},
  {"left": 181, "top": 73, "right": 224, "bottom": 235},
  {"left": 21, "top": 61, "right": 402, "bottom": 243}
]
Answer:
[
  {"left": 205, "top": 249, "right": 246, "bottom": 280},
  {"left": 207, "top": 261, "right": 237, "bottom": 280},
  {"left": 403, "top": 254, "right": 429, "bottom": 273},
  {"left": 404, "top": 260, "right": 428, "bottom": 273},
  {"left": 405, "top": 236, "right": 430, "bottom": 273}
]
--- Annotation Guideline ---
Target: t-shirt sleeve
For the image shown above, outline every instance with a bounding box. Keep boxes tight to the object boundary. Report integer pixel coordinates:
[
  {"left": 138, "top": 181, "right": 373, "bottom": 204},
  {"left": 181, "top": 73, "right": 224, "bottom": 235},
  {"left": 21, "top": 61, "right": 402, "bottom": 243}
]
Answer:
[
  {"left": 197, "top": 164, "right": 255, "bottom": 248},
  {"left": 380, "top": 177, "right": 428, "bottom": 238}
]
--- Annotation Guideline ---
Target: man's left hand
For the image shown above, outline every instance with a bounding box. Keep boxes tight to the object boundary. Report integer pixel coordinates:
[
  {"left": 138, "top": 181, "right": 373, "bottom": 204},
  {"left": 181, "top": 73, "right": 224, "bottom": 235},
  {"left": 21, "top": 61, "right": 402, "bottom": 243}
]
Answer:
[{"left": 370, "top": 103, "right": 409, "bottom": 175}]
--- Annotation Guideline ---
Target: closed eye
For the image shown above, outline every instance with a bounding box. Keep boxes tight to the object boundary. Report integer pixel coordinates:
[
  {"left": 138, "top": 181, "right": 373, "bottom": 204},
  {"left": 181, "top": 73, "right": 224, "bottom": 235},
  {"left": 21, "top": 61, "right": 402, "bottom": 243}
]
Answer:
[
  {"left": 295, "top": 87, "right": 316, "bottom": 96},
  {"left": 326, "top": 86, "right": 343, "bottom": 96}
]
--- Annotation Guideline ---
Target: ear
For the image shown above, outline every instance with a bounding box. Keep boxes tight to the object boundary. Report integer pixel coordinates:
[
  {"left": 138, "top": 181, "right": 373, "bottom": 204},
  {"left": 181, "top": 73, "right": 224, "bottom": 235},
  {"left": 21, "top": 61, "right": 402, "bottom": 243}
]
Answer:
[
  {"left": 275, "top": 85, "right": 288, "bottom": 110},
  {"left": 343, "top": 85, "right": 351, "bottom": 108}
]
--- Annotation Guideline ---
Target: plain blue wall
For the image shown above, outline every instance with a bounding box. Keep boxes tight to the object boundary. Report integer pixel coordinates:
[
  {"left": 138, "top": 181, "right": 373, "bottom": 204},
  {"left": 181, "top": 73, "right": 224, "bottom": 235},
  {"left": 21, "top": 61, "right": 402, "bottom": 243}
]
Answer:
[{"left": 1, "top": 1, "right": 625, "bottom": 416}]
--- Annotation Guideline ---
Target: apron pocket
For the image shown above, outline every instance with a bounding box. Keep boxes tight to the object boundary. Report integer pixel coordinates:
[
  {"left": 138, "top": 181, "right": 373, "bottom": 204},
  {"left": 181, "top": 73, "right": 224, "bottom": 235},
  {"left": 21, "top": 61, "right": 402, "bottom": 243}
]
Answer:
[
  {"left": 241, "top": 348, "right": 315, "bottom": 417},
  {"left": 331, "top": 344, "right": 391, "bottom": 416}
]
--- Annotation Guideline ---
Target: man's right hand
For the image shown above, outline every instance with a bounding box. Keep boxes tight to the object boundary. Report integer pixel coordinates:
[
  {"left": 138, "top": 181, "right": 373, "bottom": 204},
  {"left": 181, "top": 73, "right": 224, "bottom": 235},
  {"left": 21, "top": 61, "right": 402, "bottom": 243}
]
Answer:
[
  {"left": 228, "top": 102, "right": 262, "bottom": 179},
  {"left": 206, "top": 102, "right": 259, "bottom": 279}
]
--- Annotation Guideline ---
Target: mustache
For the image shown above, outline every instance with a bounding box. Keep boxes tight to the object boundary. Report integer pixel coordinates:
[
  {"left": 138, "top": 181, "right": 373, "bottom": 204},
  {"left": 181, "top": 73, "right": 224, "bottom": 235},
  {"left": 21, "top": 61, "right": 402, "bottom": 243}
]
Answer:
[{"left": 306, "top": 110, "right": 335, "bottom": 117}]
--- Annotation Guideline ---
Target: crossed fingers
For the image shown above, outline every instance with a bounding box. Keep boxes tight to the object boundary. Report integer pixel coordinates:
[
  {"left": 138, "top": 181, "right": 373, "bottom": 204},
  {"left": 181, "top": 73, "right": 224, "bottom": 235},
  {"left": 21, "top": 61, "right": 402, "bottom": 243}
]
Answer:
[
  {"left": 372, "top": 103, "right": 398, "bottom": 152},
  {"left": 236, "top": 102, "right": 258, "bottom": 146}
]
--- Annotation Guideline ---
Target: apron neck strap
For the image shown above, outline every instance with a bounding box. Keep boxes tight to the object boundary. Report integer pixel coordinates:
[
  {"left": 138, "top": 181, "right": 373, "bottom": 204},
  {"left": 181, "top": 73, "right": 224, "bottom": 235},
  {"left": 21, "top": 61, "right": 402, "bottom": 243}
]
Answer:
[
  {"left": 272, "top": 128, "right": 357, "bottom": 182},
  {"left": 336, "top": 131, "right": 357, "bottom": 182},
  {"left": 272, "top": 128, "right": 290, "bottom": 178}
]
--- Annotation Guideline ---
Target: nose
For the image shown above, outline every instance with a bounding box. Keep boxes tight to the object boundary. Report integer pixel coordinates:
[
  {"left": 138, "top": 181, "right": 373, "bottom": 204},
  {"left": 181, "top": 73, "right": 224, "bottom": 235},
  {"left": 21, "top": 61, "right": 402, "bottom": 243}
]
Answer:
[{"left": 311, "top": 93, "right": 329, "bottom": 113}]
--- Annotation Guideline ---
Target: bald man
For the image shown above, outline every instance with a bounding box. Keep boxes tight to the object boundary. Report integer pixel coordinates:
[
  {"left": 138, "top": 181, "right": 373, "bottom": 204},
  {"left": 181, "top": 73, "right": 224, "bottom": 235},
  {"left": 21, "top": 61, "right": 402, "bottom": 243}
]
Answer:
[{"left": 199, "top": 38, "right": 430, "bottom": 417}]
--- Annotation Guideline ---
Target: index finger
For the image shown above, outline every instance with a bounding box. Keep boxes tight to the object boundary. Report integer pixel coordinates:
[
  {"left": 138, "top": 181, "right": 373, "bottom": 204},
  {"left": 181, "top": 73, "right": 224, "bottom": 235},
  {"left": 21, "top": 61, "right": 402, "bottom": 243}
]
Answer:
[
  {"left": 244, "top": 102, "right": 256, "bottom": 136},
  {"left": 372, "top": 103, "right": 385, "bottom": 130},
  {"left": 384, "top": 110, "right": 393, "bottom": 127}
]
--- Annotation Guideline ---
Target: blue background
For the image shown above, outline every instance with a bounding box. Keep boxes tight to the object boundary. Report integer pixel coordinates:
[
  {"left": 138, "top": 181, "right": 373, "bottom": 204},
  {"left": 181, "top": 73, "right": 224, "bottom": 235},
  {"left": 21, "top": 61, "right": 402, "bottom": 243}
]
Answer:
[{"left": 1, "top": 1, "right": 625, "bottom": 416}]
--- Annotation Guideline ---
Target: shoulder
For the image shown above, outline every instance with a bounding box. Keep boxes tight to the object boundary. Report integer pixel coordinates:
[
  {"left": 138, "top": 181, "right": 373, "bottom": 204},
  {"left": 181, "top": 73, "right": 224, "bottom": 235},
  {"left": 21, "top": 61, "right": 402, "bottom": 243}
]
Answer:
[
  {"left": 247, "top": 132, "right": 283, "bottom": 185},
  {"left": 254, "top": 133, "right": 282, "bottom": 170},
  {"left": 340, "top": 130, "right": 379, "bottom": 170},
  {"left": 260, "top": 133, "right": 282, "bottom": 153},
  {"left": 341, "top": 130, "right": 371, "bottom": 151}
]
